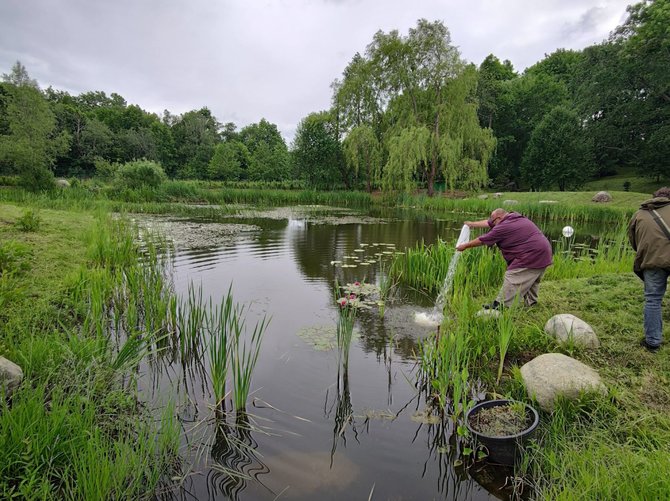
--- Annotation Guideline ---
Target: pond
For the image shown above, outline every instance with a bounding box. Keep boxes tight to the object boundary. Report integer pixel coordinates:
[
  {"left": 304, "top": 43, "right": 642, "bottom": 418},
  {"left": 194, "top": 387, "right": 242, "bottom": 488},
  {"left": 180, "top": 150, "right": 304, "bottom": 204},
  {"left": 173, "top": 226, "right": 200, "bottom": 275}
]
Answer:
[{"left": 136, "top": 205, "right": 593, "bottom": 501}]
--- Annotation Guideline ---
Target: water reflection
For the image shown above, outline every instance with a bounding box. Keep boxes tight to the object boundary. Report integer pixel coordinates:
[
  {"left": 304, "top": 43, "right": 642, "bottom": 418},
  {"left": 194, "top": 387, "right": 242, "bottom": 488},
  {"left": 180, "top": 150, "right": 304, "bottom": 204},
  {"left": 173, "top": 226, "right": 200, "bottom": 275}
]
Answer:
[
  {"left": 208, "top": 413, "right": 270, "bottom": 500},
  {"left": 135, "top": 205, "right": 593, "bottom": 500}
]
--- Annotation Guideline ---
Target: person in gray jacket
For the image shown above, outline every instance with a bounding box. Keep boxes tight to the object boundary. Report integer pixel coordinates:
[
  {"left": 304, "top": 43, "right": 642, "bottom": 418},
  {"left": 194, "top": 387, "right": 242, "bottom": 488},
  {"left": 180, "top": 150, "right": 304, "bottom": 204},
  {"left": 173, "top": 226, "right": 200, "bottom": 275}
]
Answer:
[{"left": 628, "top": 187, "right": 670, "bottom": 352}]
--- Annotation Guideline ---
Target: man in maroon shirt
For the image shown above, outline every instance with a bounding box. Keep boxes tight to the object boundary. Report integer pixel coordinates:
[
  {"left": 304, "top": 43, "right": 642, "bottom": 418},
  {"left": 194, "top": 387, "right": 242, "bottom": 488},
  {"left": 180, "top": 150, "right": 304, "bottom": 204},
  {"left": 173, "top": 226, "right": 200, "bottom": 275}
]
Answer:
[{"left": 456, "top": 208, "right": 553, "bottom": 309}]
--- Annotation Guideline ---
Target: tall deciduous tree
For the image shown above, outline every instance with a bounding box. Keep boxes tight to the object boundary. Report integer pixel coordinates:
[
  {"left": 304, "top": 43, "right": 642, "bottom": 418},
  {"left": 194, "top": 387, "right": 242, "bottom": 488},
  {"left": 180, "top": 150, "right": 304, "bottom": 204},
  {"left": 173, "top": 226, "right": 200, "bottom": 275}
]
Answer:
[
  {"left": 521, "top": 106, "right": 593, "bottom": 190},
  {"left": 172, "top": 108, "right": 220, "bottom": 179},
  {"left": 239, "top": 119, "right": 290, "bottom": 181},
  {"left": 343, "top": 124, "right": 381, "bottom": 192},
  {"left": 292, "top": 111, "right": 346, "bottom": 189},
  {"left": 0, "top": 82, "right": 69, "bottom": 189},
  {"left": 366, "top": 20, "right": 495, "bottom": 195},
  {"left": 476, "top": 54, "right": 516, "bottom": 129}
]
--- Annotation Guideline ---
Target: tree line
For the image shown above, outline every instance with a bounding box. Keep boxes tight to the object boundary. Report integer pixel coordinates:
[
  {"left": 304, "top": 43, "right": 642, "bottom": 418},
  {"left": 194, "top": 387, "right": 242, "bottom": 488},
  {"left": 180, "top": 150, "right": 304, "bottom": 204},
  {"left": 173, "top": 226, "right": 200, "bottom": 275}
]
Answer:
[{"left": 0, "top": 0, "right": 667, "bottom": 193}]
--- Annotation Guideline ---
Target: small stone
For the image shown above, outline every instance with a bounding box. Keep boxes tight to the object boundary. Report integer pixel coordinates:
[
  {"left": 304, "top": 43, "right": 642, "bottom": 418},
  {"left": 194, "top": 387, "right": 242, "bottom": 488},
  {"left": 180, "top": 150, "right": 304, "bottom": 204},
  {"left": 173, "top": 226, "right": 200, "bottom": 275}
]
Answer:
[
  {"left": 544, "top": 314, "right": 599, "bottom": 349},
  {"left": 477, "top": 194, "right": 489, "bottom": 200},
  {"left": 592, "top": 191, "right": 612, "bottom": 203},
  {"left": 503, "top": 199, "right": 519, "bottom": 205}
]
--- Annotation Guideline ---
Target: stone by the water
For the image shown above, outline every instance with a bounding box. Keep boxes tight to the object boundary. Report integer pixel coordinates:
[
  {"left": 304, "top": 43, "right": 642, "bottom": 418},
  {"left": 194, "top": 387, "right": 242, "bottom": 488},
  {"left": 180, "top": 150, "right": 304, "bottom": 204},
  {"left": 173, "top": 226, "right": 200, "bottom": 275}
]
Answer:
[{"left": 520, "top": 353, "right": 606, "bottom": 411}]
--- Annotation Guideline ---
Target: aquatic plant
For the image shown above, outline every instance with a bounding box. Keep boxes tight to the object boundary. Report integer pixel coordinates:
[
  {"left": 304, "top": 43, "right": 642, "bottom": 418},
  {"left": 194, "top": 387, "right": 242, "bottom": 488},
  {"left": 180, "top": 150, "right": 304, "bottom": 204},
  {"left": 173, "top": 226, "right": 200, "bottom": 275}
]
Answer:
[{"left": 230, "top": 309, "right": 268, "bottom": 412}]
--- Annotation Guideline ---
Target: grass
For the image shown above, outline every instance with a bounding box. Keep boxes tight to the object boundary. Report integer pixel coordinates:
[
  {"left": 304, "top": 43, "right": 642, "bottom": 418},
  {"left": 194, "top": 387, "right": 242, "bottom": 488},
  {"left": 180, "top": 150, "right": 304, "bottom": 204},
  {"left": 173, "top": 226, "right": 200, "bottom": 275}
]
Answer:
[
  {"left": 0, "top": 203, "right": 180, "bottom": 499},
  {"left": 2, "top": 183, "right": 668, "bottom": 498},
  {"left": 402, "top": 217, "right": 669, "bottom": 499}
]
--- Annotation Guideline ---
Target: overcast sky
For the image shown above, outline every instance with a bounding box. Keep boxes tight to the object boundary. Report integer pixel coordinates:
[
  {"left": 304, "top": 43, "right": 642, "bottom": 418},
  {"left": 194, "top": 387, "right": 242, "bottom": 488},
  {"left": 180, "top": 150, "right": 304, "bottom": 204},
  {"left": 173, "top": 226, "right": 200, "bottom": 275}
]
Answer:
[{"left": 0, "top": 0, "right": 632, "bottom": 143}]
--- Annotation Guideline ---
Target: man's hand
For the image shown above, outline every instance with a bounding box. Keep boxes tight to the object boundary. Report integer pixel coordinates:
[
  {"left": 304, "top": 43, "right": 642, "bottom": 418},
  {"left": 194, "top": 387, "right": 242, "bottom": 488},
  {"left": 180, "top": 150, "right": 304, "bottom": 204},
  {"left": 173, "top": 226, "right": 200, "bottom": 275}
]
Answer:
[{"left": 456, "top": 243, "right": 467, "bottom": 252}]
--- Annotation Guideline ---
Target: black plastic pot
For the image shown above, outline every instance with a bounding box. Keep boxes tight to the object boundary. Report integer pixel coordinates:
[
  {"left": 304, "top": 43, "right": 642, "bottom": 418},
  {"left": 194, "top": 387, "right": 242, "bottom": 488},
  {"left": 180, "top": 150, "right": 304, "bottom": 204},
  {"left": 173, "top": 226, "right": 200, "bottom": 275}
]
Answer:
[{"left": 465, "top": 399, "right": 539, "bottom": 466}]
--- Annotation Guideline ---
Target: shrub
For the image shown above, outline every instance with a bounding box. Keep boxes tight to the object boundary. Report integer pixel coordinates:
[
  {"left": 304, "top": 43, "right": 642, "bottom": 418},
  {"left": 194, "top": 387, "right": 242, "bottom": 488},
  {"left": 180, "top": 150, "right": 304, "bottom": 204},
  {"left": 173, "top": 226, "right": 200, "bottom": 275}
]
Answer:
[
  {"left": 19, "top": 165, "right": 56, "bottom": 192},
  {"left": 114, "top": 160, "right": 166, "bottom": 190},
  {"left": 15, "top": 209, "right": 41, "bottom": 232},
  {"left": 94, "top": 157, "right": 121, "bottom": 180}
]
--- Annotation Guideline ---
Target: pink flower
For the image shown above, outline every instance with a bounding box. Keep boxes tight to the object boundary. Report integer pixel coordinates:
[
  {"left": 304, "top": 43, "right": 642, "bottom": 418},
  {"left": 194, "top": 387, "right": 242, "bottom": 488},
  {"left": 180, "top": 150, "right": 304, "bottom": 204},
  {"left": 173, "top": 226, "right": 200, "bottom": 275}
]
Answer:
[
  {"left": 339, "top": 299, "right": 347, "bottom": 307},
  {"left": 349, "top": 293, "right": 356, "bottom": 300},
  {"left": 354, "top": 281, "right": 361, "bottom": 286}
]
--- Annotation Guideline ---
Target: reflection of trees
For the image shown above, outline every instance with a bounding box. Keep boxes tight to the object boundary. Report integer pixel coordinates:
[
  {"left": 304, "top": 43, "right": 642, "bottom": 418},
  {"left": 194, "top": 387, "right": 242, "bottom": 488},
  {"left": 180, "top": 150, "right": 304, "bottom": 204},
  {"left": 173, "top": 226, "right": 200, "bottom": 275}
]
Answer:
[
  {"left": 290, "top": 215, "right": 452, "bottom": 284},
  {"left": 355, "top": 309, "right": 420, "bottom": 359},
  {"left": 207, "top": 413, "right": 269, "bottom": 501}
]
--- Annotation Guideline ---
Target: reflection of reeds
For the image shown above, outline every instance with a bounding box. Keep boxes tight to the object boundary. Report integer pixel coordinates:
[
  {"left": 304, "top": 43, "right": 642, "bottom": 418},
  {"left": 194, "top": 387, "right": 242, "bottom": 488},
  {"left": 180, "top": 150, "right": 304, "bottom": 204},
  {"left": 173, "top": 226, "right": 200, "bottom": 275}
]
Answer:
[{"left": 208, "top": 413, "right": 269, "bottom": 501}]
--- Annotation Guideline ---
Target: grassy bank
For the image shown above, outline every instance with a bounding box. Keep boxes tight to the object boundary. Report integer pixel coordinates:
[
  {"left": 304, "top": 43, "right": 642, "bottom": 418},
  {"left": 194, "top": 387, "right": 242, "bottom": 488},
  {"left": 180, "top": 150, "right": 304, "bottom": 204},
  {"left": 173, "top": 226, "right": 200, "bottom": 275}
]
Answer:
[
  {"left": 0, "top": 179, "right": 653, "bottom": 224},
  {"left": 393, "top": 220, "right": 670, "bottom": 499},
  {"left": 0, "top": 203, "right": 179, "bottom": 499}
]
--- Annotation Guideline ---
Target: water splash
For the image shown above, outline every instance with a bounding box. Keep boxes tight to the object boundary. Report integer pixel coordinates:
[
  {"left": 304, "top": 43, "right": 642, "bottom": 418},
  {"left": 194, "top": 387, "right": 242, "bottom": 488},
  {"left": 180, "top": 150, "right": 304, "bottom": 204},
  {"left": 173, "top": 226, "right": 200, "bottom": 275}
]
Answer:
[{"left": 414, "top": 225, "right": 471, "bottom": 327}]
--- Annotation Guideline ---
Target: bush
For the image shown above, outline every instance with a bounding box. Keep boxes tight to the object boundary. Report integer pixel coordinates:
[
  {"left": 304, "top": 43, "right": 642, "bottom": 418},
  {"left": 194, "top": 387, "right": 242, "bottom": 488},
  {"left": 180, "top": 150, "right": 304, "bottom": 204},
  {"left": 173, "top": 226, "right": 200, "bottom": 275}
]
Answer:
[
  {"left": 114, "top": 160, "right": 166, "bottom": 190},
  {"left": 19, "top": 166, "right": 56, "bottom": 192},
  {"left": 15, "top": 209, "right": 41, "bottom": 232},
  {"left": 94, "top": 158, "right": 121, "bottom": 181}
]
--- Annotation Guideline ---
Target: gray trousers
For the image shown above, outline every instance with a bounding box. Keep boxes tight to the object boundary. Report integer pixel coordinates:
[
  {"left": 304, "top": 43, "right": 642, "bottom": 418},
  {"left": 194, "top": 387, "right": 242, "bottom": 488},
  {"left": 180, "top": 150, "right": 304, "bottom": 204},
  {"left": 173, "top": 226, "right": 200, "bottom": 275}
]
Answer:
[{"left": 496, "top": 267, "right": 546, "bottom": 307}]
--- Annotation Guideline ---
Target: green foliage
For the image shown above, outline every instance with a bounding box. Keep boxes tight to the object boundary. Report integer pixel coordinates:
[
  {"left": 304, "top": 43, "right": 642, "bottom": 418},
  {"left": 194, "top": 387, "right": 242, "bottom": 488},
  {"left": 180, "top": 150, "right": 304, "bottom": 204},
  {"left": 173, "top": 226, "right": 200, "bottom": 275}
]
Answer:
[
  {"left": 15, "top": 209, "right": 41, "bottom": 232},
  {"left": 0, "top": 240, "right": 31, "bottom": 276},
  {"left": 0, "top": 82, "right": 68, "bottom": 191},
  {"left": 343, "top": 124, "right": 382, "bottom": 192},
  {"left": 114, "top": 159, "right": 166, "bottom": 190},
  {"left": 383, "top": 126, "right": 430, "bottom": 192},
  {"left": 208, "top": 140, "right": 248, "bottom": 181},
  {"left": 239, "top": 118, "right": 290, "bottom": 182},
  {"left": 521, "top": 106, "right": 594, "bottom": 190},
  {"left": 293, "top": 111, "right": 346, "bottom": 188}
]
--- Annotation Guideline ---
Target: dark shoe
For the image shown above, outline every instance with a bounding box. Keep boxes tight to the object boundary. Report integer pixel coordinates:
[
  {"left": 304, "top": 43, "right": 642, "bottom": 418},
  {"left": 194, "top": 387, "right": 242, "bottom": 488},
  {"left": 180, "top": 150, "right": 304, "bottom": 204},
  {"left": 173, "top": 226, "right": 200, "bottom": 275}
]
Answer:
[
  {"left": 482, "top": 300, "right": 501, "bottom": 310},
  {"left": 640, "top": 337, "right": 660, "bottom": 352}
]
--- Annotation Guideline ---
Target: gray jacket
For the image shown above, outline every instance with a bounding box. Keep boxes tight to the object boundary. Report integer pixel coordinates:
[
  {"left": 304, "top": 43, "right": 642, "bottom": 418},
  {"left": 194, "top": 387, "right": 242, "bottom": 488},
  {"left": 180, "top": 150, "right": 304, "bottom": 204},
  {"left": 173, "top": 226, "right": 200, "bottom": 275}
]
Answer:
[{"left": 628, "top": 197, "right": 670, "bottom": 278}]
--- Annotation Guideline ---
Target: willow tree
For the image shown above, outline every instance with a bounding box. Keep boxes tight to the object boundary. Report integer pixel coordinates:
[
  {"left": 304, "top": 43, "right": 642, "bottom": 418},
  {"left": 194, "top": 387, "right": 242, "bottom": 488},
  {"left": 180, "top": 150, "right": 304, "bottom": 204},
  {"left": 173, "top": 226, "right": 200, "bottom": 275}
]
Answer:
[
  {"left": 367, "top": 19, "right": 495, "bottom": 195},
  {"left": 342, "top": 124, "right": 381, "bottom": 192}
]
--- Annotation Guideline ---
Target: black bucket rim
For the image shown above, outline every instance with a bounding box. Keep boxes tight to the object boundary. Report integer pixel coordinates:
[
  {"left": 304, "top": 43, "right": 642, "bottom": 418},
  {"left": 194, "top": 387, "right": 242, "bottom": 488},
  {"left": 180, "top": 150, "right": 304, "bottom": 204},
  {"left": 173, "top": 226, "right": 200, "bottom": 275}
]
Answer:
[{"left": 465, "top": 399, "right": 539, "bottom": 440}]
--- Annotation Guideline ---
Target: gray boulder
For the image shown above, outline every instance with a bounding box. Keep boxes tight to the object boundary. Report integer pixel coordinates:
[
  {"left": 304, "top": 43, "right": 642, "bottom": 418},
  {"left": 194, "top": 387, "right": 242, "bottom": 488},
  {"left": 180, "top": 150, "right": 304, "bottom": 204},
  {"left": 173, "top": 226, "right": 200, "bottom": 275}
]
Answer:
[
  {"left": 503, "top": 199, "right": 519, "bottom": 205},
  {"left": 493, "top": 192, "right": 503, "bottom": 198},
  {"left": 477, "top": 194, "right": 488, "bottom": 200},
  {"left": 544, "top": 314, "right": 599, "bottom": 348},
  {"left": 592, "top": 191, "right": 612, "bottom": 203},
  {"left": 0, "top": 356, "right": 23, "bottom": 397},
  {"left": 520, "top": 353, "right": 606, "bottom": 411},
  {"left": 56, "top": 179, "right": 70, "bottom": 188}
]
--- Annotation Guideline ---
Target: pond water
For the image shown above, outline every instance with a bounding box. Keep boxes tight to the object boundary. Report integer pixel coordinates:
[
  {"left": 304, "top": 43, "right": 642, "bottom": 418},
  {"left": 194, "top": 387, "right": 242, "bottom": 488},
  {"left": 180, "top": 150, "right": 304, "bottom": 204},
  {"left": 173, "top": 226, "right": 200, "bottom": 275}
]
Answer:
[{"left": 137, "top": 205, "right": 594, "bottom": 501}]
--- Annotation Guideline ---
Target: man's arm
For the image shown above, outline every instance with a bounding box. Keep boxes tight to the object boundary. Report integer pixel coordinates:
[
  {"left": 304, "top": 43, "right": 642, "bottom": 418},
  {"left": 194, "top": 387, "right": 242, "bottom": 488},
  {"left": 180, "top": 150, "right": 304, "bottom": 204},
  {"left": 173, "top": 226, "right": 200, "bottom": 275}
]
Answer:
[
  {"left": 456, "top": 238, "right": 483, "bottom": 252},
  {"left": 464, "top": 220, "right": 489, "bottom": 229}
]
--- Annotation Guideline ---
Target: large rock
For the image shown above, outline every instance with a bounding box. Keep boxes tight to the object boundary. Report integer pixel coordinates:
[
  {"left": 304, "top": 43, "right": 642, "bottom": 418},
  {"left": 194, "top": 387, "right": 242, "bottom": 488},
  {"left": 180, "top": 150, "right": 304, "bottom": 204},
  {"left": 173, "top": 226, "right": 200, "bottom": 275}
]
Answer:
[
  {"left": 544, "top": 314, "right": 599, "bottom": 348},
  {"left": 503, "top": 199, "right": 519, "bottom": 205},
  {"left": 0, "top": 356, "right": 23, "bottom": 397},
  {"left": 520, "top": 353, "right": 606, "bottom": 411},
  {"left": 477, "top": 194, "right": 488, "bottom": 200},
  {"left": 56, "top": 179, "right": 70, "bottom": 188},
  {"left": 592, "top": 191, "right": 612, "bottom": 203}
]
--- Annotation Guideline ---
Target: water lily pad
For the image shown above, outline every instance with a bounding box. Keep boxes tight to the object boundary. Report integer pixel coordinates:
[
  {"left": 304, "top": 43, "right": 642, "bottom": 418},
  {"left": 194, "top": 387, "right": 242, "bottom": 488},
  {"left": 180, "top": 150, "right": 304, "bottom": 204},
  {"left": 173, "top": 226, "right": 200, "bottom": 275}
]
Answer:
[
  {"left": 296, "top": 325, "right": 360, "bottom": 351},
  {"left": 411, "top": 409, "right": 442, "bottom": 424}
]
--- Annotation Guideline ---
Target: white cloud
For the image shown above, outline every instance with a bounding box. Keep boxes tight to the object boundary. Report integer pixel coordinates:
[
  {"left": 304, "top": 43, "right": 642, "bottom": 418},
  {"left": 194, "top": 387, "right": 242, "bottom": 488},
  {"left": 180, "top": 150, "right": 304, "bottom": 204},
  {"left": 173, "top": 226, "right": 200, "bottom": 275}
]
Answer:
[{"left": 0, "top": 0, "right": 632, "bottom": 142}]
